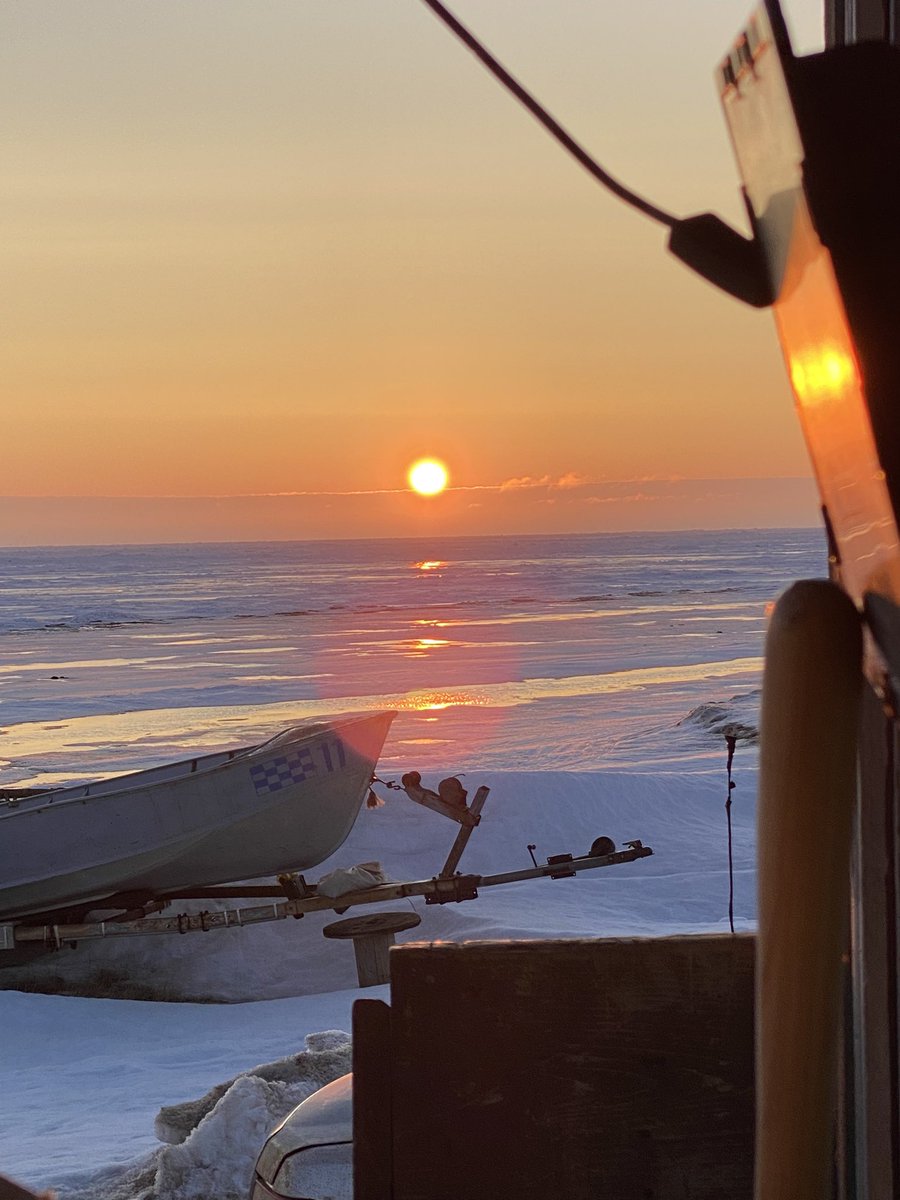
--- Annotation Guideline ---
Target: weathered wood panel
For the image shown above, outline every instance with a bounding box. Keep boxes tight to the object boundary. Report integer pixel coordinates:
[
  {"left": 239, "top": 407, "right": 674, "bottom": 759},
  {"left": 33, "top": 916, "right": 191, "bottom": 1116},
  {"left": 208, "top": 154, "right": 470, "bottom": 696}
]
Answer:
[
  {"left": 353, "top": 998, "right": 393, "bottom": 1200},
  {"left": 385, "top": 934, "right": 754, "bottom": 1200}
]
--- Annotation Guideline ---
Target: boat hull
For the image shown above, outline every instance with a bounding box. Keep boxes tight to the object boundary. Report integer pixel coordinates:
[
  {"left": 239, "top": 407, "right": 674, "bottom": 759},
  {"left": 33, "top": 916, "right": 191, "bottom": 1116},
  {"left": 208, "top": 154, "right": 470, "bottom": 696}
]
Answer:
[{"left": 0, "top": 710, "right": 394, "bottom": 920}]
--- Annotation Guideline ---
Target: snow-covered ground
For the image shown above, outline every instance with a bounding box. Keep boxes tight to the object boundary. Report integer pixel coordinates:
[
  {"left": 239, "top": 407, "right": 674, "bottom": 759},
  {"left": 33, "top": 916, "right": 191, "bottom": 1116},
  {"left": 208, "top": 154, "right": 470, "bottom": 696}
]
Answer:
[
  {"left": 1, "top": 531, "right": 806, "bottom": 1198},
  {"left": 4, "top": 992, "right": 361, "bottom": 1199},
  {"left": 2, "top": 760, "right": 758, "bottom": 1198}
]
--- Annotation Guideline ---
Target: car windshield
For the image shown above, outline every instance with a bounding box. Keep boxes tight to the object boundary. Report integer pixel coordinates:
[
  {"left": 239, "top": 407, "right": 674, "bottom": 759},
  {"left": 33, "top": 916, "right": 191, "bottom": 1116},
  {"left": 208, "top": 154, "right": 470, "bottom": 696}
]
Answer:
[{"left": 270, "top": 1142, "right": 353, "bottom": 1200}]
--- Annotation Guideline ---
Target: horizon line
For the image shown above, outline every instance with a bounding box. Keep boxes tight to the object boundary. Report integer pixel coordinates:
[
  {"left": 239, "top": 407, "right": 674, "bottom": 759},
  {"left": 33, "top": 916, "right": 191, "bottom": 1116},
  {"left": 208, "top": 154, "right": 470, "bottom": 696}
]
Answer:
[{"left": 0, "top": 523, "right": 824, "bottom": 552}]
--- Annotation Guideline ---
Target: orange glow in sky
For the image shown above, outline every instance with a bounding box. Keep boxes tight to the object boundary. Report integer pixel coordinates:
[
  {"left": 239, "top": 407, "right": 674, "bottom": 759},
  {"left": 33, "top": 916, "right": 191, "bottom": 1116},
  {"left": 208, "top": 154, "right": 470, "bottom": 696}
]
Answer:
[{"left": 0, "top": 1, "right": 826, "bottom": 545}]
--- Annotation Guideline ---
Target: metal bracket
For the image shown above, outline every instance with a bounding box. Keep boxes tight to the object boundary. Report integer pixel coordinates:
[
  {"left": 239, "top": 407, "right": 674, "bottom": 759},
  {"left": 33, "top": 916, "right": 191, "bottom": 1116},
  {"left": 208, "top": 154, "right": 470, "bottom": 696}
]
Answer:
[
  {"left": 400, "top": 772, "right": 482, "bottom": 827},
  {"left": 424, "top": 876, "right": 480, "bottom": 905},
  {"left": 438, "top": 786, "right": 490, "bottom": 878}
]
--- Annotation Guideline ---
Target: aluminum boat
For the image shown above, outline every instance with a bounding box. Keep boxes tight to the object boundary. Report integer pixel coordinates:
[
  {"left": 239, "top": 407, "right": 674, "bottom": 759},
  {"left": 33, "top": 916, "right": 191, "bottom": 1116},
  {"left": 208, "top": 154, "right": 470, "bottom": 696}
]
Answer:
[{"left": 0, "top": 710, "right": 395, "bottom": 920}]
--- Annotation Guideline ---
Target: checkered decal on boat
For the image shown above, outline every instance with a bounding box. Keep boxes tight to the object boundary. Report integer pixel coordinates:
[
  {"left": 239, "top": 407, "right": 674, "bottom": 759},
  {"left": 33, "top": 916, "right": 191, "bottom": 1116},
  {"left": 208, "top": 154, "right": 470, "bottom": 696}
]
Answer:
[{"left": 249, "top": 748, "right": 317, "bottom": 795}]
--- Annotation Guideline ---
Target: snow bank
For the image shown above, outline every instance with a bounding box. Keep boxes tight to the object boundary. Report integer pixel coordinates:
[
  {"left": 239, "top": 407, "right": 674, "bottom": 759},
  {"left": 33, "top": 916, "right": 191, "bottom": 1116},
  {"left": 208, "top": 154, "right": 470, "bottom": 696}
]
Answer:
[
  {"left": 1, "top": 987, "right": 377, "bottom": 1195},
  {"left": 155, "top": 1030, "right": 350, "bottom": 1144},
  {"left": 152, "top": 1034, "right": 351, "bottom": 1200},
  {"left": 678, "top": 689, "right": 760, "bottom": 743},
  {"left": 30, "top": 1032, "right": 351, "bottom": 1200}
]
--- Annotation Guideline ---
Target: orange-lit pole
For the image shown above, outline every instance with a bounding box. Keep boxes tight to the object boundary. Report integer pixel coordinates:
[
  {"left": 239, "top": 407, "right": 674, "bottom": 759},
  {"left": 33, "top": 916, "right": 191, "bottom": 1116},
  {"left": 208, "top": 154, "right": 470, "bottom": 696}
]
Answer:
[
  {"left": 718, "top": 3, "right": 900, "bottom": 1196},
  {"left": 822, "top": 5, "right": 900, "bottom": 1198}
]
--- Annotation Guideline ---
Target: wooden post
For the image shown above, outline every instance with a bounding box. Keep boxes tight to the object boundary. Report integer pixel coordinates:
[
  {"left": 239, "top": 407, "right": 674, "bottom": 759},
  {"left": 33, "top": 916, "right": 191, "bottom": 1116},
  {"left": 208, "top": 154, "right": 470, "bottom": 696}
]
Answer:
[
  {"left": 323, "top": 912, "right": 421, "bottom": 987},
  {"left": 755, "top": 580, "right": 863, "bottom": 1200}
]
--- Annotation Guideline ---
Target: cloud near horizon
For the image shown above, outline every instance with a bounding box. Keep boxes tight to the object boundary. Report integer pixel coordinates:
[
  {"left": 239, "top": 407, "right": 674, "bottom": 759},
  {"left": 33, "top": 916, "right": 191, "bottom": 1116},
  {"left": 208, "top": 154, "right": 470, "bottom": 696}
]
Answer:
[
  {"left": 0, "top": 475, "right": 821, "bottom": 546},
  {"left": 106, "top": 472, "right": 671, "bottom": 501},
  {"left": 499, "top": 473, "right": 587, "bottom": 492}
]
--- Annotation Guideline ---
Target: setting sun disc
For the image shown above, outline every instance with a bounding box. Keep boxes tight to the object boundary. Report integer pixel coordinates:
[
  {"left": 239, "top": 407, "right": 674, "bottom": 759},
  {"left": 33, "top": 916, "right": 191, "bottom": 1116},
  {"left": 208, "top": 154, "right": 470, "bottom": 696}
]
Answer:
[{"left": 408, "top": 458, "right": 449, "bottom": 496}]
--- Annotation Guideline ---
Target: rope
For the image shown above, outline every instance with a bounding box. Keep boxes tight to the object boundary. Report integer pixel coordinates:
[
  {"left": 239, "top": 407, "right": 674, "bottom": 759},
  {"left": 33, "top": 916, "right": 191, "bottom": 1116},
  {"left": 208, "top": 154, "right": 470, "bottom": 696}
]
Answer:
[
  {"left": 418, "top": 0, "right": 677, "bottom": 229},
  {"left": 725, "top": 731, "right": 737, "bottom": 934}
]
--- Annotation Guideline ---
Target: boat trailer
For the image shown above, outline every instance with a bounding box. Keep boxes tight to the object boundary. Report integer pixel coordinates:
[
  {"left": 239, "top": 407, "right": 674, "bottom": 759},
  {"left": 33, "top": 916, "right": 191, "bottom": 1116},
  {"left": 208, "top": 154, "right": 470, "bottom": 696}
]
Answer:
[{"left": 0, "top": 773, "right": 653, "bottom": 955}]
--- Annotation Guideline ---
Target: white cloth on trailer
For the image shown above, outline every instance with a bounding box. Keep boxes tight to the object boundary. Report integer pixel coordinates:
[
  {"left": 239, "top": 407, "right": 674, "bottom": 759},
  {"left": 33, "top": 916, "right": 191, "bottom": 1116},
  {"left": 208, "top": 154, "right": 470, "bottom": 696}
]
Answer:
[{"left": 316, "top": 862, "right": 388, "bottom": 898}]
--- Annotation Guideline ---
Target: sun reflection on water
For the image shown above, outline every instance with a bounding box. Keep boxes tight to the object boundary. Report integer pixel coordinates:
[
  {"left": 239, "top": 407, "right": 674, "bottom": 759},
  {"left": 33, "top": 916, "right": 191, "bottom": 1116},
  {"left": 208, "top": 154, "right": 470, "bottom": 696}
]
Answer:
[
  {"left": 399, "top": 636, "right": 456, "bottom": 658},
  {"left": 416, "top": 638, "right": 449, "bottom": 647},
  {"left": 394, "top": 690, "right": 489, "bottom": 711}
]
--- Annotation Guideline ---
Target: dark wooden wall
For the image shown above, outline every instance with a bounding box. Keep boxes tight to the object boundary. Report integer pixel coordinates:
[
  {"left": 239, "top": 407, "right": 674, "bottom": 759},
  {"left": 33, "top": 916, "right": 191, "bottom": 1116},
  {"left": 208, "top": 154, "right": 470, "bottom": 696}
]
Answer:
[{"left": 354, "top": 933, "right": 755, "bottom": 1200}]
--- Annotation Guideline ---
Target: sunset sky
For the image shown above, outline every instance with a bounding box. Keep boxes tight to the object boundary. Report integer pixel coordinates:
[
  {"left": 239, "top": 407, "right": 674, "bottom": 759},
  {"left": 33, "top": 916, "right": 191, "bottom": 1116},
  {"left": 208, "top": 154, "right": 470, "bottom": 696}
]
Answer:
[{"left": 2, "top": 0, "right": 825, "bottom": 545}]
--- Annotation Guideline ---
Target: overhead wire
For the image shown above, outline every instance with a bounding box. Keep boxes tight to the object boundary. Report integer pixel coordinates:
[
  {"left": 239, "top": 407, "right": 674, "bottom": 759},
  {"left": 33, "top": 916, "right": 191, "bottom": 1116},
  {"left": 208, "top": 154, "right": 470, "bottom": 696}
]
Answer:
[
  {"left": 418, "top": 0, "right": 678, "bottom": 230},
  {"left": 417, "top": 0, "right": 774, "bottom": 308}
]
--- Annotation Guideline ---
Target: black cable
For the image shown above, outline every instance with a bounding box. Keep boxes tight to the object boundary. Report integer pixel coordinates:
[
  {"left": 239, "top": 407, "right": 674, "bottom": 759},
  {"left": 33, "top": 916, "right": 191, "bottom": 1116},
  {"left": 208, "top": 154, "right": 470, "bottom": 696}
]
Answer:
[
  {"left": 418, "top": 1, "right": 772, "bottom": 307},
  {"left": 418, "top": 0, "right": 677, "bottom": 229}
]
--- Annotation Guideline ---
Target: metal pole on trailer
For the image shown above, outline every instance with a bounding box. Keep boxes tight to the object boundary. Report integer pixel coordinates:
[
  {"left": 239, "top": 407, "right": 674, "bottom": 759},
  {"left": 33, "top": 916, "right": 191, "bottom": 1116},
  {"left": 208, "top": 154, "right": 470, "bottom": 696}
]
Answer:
[{"left": 2, "top": 842, "right": 653, "bottom": 951}]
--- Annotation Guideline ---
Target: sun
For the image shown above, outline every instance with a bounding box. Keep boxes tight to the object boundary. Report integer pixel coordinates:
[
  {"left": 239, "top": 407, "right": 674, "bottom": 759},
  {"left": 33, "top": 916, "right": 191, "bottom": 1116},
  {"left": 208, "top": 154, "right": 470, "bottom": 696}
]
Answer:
[{"left": 407, "top": 458, "right": 449, "bottom": 496}]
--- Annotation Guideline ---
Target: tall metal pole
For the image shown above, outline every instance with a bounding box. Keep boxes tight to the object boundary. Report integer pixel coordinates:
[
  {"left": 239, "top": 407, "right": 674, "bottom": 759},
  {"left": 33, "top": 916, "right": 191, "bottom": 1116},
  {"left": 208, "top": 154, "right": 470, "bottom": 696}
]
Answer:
[
  {"left": 825, "top": 0, "right": 899, "bottom": 46},
  {"left": 823, "top": 6, "right": 900, "bottom": 1196}
]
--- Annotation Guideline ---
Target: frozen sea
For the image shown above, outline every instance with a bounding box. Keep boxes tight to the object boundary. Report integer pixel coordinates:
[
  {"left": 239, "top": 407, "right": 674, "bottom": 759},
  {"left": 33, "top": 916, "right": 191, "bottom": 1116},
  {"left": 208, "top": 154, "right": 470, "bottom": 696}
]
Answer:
[{"left": 0, "top": 528, "right": 825, "bottom": 1197}]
